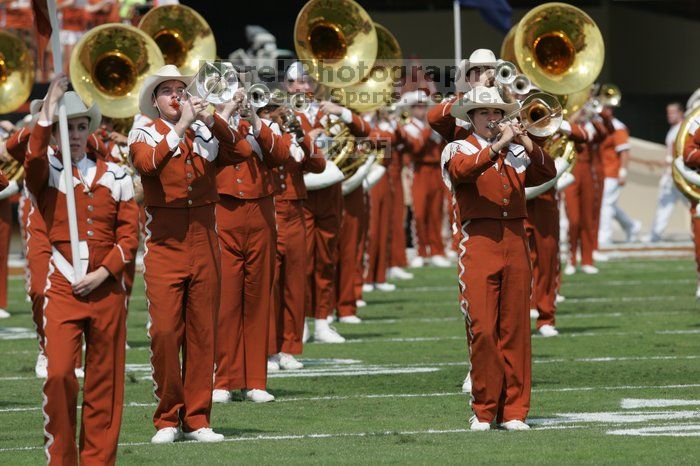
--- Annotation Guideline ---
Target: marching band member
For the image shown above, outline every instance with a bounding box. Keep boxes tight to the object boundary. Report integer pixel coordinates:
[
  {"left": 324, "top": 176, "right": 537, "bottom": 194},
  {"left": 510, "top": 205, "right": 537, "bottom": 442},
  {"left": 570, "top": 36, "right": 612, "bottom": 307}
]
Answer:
[
  {"left": 286, "top": 62, "right": 370, "bottom": 342},
  {"left": 264, "top": 101, "right": 326, "bottom": 370},
  {"left": 407, "top": 100, "right": 450, "bottom": 268},
  {"left": 649, "top": 102, "right": 687, "bottom": 242},
  {"left": 26, "top": 77, "right": 138, "bottom": 465},
  {"left": 681, "top": 112, "right": 700, "bottom": 297},
  {"left": 129, "top": 64, "right": 251, "bottom": 443},
  {"left": 598, "top": 108, "right": 641, "bottom": 246},
  {"left": 441, "top": 87, "right": 556, "bottom": 431},
  {"left": 211, "top": 88, "right": 289, "bottom": 404},
  {"left": 57, "top": 0, "right": 87, "bottom": 75}
]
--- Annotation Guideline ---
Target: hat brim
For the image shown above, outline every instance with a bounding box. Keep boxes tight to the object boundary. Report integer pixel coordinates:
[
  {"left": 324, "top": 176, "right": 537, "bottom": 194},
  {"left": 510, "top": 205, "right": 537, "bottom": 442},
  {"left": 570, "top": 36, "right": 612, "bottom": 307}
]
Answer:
[
  {"left": 139, "top": 74, "right": 194, "bottom": 121},
  {"left": 449, "top": 96, "right": 519, "bottom": 122},
  {"left": 51, "top": 103, "right": 102, "bottom": 134}
]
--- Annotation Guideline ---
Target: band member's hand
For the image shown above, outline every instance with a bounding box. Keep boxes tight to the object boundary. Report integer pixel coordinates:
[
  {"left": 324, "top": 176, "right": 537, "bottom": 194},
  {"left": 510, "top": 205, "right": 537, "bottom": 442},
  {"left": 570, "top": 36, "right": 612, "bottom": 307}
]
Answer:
[
  {"left": 307, "top": 128, "right": 323, "bottom": 142},
  {"left": 177, "top": 96, "right": 207, "bottom": 130},
  {"left": 42, "top": 73, "right": 69, "bottom": 121},
  {"left": 243, "top": 108, "right": 262, "bottom": 133},
  {"left": 108, "top": 131, "right": 128, "bottom": 145},
  {"left": 600, "top": 106, "right": 613, "bottom": 121},
  {"left": 0, "top": 120, "right": 16, "bottom": 133},
  {"left": 494, "top": 121, "right": 518, "bottom": 149},
  {"left": 72, "top": 266, "right": 110, "bottom": 297},
  {"left": 319, "top": 101, "right": 344, "bottom": 116}
]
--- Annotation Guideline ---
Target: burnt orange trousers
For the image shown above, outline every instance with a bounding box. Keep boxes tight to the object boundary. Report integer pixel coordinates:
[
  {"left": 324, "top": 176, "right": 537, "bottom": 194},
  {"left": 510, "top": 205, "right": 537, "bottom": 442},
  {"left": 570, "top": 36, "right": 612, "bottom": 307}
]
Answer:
[
  {"left": 269, "top": 199, "right": 306, "bottom": 356},
  {"left": 355, "top": 191, "right": 369, "bottom": 299},
  {"left": 388, "top": 169, "right": 408, "bottom": 267},
  {"left": 42, "top": 256, "right": 126, "bottom": 465},
  {"left": 691, "top": 204, "right": 700, "bottom": 279},
  {"left": 20, "top": 194, "right": 51, "bottom": 351},
  {"left": 458, "top": 218, "right": 532, "bottom": 423},
  {"left": 336, "top": 187, "right": 365, "bottom": 317},
  {"left": 0, "top": 198, "right": 11, "bottom": 310},
  {"left": 526, "top": 196, "right": 559, "bottom": 328},
  {"left": 144, "top": 204, "right": 220, "bottom": 432},
  {"left": 216, "top": 195, "right": 275, "bottom": 391},
  {"left": 411, "top": 164, "right": 445, "bottom": 258},
  {"left": 592, "top": 161, "right": 605, "bottom": 251},
  {"left": 564, "top": 162, "right": 596, "bottom": 266},
  {"left": 304, "top": 183, "right": 343, "bottom": 319},
  {"left": 366, "top": 176, "right": 392, "bottom": 284}
]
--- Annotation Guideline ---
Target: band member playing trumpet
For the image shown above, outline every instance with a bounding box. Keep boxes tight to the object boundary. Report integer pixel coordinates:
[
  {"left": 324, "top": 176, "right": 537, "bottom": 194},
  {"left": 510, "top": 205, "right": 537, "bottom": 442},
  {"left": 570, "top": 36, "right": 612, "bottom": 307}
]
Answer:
[
  {"left": 26, "top": 76, "right": 139, "bottom": 464},
  {"left": 441, "top": 87, "right": 556, "bottom": 431},
  {"left": 129, "top": 64, "right": 252, "bottom": 444}
]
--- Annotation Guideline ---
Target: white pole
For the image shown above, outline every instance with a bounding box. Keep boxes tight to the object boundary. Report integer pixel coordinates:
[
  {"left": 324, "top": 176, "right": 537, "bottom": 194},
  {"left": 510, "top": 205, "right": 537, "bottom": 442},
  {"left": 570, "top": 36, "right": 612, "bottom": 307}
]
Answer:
[
  {"left": 48, "top": 0, "right": 83, "bottom": 281},
  {"left": 453, "top": 0, "right": 462, "bottom": 68}
]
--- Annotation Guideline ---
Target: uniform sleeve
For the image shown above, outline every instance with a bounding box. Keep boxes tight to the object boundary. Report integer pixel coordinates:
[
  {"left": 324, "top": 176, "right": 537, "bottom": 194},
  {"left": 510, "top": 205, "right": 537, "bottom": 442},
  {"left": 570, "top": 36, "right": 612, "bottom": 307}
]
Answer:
[
  {"left": 210, "top": 114, "right": 254, "bottom": 166},
  {"left": 614, "top": 128, "right": 631, "bottom": 153},
  {"left": 299, "top": 135, "right": 326, "bottom": 174},
  {"left": 87, "top": 132, "right": 110, "bottom": 160},
  {"left": 399, "top": 125, "right": 429, "bottom": 157},
  {"left": 560, "top": 121, "right": 589, "bottom": 143},
  {"left": 589, "top": 119, "right": 609, "bottom": 143},
  {"left": 370, "top": 129, "right": 395, "bottom": 167},
  {"left": 446, "top": 146, "right": 497, "bottom": 184},
  {"left": 129, "top": 126, "right": 182, "bottom": 176},
  {"left": 341, "top": 109, "right": 370, "bottom": 137},
  {"left": 525, "top": 143, "right": 557, "bottom": 187},
  {"left": 5, "top": 127, "right": 30, "bottom": 163},
  {"left": 100, "top": 174, "right": 139, "bottom": 279},
  {"left": 253, "top": 123, "right": 290, "bottom": 168},
  {"left": 427, "top": 98, "right": 457, "bottom": 141},
  {"left": 684, "top": 125, "right": 700, "bottom": 167},
  {"left": 24, "top": 122, "right": 52, "bottom": 198}
]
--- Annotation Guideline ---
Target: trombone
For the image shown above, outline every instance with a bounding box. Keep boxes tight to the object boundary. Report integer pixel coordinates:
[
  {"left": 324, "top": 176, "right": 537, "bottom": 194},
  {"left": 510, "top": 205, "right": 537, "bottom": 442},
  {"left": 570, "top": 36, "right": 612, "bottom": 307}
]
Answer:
[{"left": 488, "top": 92, "right": 563, "bottom": 138}]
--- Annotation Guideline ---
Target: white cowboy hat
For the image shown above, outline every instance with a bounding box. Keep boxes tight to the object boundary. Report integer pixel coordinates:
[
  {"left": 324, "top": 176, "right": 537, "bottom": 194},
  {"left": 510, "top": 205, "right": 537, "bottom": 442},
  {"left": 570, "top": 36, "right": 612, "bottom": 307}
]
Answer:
[
  {"left": 449, "top": 86, "right": 519, "bottom": 122},
  {"left": 39, "top": 91, "right": 101, "bottom": 134},
  {"left": 285, "top": 60, "right": 308, "bottom": 83},
  {"left": 454, "top": 49, "right": 499, "bottom": 93},
  {"left": 138, "top": 64, "right": 194, "bottom": 120},
  {"left": 398, "top": 90, "right": 429, "bottom": 107}
]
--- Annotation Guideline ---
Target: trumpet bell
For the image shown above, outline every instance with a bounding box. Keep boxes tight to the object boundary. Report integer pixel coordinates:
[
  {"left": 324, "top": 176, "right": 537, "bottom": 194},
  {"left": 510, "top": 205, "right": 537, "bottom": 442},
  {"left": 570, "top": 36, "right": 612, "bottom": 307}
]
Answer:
[
  {"left": 599, "top": 83, "right": 621, "bottom": 107},
  {"left": 521, "top": 92, "right": 563, "bottom": 138},
  {"left": 294, "top": 0, "right": 378, "bottom": 87},
  {"left": 495, "top": 61, "right": 517, "bottom": 86},
  {"left": 248, "top": 83, "right": 271, "bottom": 109},
  {"left": 0, "top": 30, "right": 35, "bottom": 114},
  {"left": 70, "top": 24, "right": 165, "bottom": 118},
  {"left": 193, "top": 61, "right": 238, "bottom": 104},
  {"left": 514, "top": 2, "right": 604, "bottom": 95},
  {"left": 139, "top": 4, "right": 216, "bottom": 76}
]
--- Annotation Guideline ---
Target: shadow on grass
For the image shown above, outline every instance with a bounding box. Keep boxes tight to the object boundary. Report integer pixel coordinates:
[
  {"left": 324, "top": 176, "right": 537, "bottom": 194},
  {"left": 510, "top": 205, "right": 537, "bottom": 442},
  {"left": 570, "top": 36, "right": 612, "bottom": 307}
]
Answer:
[{"left": 556, "top": 325, "right": 618, "bottom": 334}]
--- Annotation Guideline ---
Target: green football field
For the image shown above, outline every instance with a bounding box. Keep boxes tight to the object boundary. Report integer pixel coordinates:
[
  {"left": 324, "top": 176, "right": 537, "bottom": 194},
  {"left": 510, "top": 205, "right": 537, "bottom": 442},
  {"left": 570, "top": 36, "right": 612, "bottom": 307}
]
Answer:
[{"left": 0, "top": 258, "right": 699, "bottom": 464}]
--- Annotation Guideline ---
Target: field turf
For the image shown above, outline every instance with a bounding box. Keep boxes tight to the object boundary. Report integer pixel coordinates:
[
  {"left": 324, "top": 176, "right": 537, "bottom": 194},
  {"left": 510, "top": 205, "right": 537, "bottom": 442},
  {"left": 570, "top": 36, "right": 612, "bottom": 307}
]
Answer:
[{"left": 0, "top": 258, "right": 699, "bottom": 464}]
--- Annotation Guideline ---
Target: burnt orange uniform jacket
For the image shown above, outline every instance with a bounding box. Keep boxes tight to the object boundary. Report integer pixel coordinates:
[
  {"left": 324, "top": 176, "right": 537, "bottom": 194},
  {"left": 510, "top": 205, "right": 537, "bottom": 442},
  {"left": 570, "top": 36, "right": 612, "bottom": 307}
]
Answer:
[
  {"left": 301, "top": 107, "right": 370, "bottom": 319},
  {"left": 443, "top": 133, "right": 556, "bottom": 424},
  {"left": 682, "top": 117, "right": 700, "bottom": 278},
  {"left": 270, "top": 129, "right": 326, "bottom": 355},
  {"left": 26, "top": 122, "right": 139, "bottom": 465},
  {"left": 130, "top": 114, "right": 251, "bottom": 432},
  {"left": 214, "top": 118, "right": 289, "bottom": 391}
]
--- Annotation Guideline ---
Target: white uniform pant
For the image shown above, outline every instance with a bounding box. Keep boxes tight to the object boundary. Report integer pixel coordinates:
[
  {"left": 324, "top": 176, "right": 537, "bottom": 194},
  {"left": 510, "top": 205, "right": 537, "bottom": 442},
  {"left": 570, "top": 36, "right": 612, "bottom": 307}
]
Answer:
[
  {"left": 650, "top": 171, "right": 688, "bottom": 241},
  {"left": 598, "top": 177, "right": 636, "bottom": 245}
]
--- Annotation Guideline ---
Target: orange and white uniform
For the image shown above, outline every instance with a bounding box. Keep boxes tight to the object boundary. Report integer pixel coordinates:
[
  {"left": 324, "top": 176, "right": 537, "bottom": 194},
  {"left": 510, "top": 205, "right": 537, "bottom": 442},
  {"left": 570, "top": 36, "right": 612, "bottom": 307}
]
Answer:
[
  {"left": 213, "top": 118, "right": 288, "bottom": 392},
  {"left": 129, "top": 114, "right": 251, "bottom": 433},
  {"left": 26, "top": 122, "right": 139, "bottom": 465},
  {"left": 681, "top": 116, "right": 700, "bottom": 280},
  {"left": 269, "top": 128, "right": 326, "bottom": 355},
  {"left": 442, "top": 133, "right": 556, "bottom": 423}
]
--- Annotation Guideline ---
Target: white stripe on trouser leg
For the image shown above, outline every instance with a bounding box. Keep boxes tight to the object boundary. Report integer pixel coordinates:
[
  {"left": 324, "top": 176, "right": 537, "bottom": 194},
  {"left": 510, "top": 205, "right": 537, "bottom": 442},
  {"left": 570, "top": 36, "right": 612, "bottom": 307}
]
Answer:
[
  {"left": 142, "top": 207, "right": 160, "bottom": 403},
  {"left": 41, "top": 260, "right": 55, "bottom": 464}
]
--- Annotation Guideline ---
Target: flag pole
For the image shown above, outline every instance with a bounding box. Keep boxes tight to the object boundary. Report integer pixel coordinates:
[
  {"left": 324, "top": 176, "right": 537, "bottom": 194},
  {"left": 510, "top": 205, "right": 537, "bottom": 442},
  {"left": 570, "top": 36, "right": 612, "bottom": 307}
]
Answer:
[
  {"left": 47, "top": 0, "right": 83, "bottom": 281},
  {"left": 453, "top": 0, "right": 462, "bottom": 67}
]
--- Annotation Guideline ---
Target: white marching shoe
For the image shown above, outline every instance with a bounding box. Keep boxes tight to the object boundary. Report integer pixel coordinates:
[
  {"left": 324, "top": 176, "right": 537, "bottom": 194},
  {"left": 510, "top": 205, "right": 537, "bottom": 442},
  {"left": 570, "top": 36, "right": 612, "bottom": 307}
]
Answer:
[
  {"left": 538, "top": 325, "right": 559, "bottom": 338},
  {"left": 0, "top": 308, "right": 10, "bottom": 318},
  {"left": 530, "top": 309, "right": 539, "bottom": 319},
  {"left": 212, "top": 389, "right": 232, "bottom": 403},
  {"left": 243, "top": 389, "right": 275, "bottom": 403},
  {"left": 500, "top": 420, "right": 530, "bottom": 431},
  {"left": 35, "top": 353, "right": 48, "bottom": 378},
  {"left": 313, "top": 319, "right": 345, "bottom": 343},
  {"left": 183, "top": 427, "right": 225, "bottom": 442},
  {"left": 356, "top": 299, "right": 367, "bottom": 308},
  {"left": 267, "top": 357, "right": 280, "bottom": 372},
  {"left": 277, "top": 353, "right": 304, "bottom": 370},
  {"left": 151, "top": 427, "right": 183, "bottom": 444},
  {"left": 556, "top": 294, "right": 566, "bottom": 303},
  {"left": 430, "top": 255, "right": 452, "bottom": 268},
  {"left": 327, "top": 315, "right": 335, "bottom": 324},
  {"left": 696, "top": 286, "right": 700, "bottom": 299},
  {"left": 74, "top": 367, "right": 85, "bottom": 378},
  {"left": 625, "top": 220, "right": 642, "bottom": 243},
  {"left": 302, "top": 319, "right": 310, "bottom": 343},
  {"left": 446, "top": 249, "right": 458, "bottom": 261},
  {"left": 409, "top": 256, "right": 425, "bottom": 268},
  {"left": 339, "top": 315, "right": 362, "bottom": 324},
  {"left": 469, "top": 415, "right": 490, "bottom": 431},
  {"left": 362, "top": 283, "right": 375, "bottom": 293},
  {"left": 581, "top": 265, "right": 599, "bottom": 275},
  {"left": 564, "top": 263, "right": 576, "bottom": 275},
  {"left": 462, "top": 373, "right": 472, "bottom": 393},
  {"left": 387, "top": 266, "right": 414, "bottom": 280},
  {"left": 374, "top": 282, "right": 396, "bottom": 292}
]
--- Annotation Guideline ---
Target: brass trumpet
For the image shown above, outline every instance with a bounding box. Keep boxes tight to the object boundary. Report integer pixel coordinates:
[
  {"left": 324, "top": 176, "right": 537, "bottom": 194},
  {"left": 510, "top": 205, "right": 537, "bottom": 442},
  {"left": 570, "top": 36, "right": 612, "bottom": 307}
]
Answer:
[{"left": 489, "top": 92, "right": 563, "bottom": 138}]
